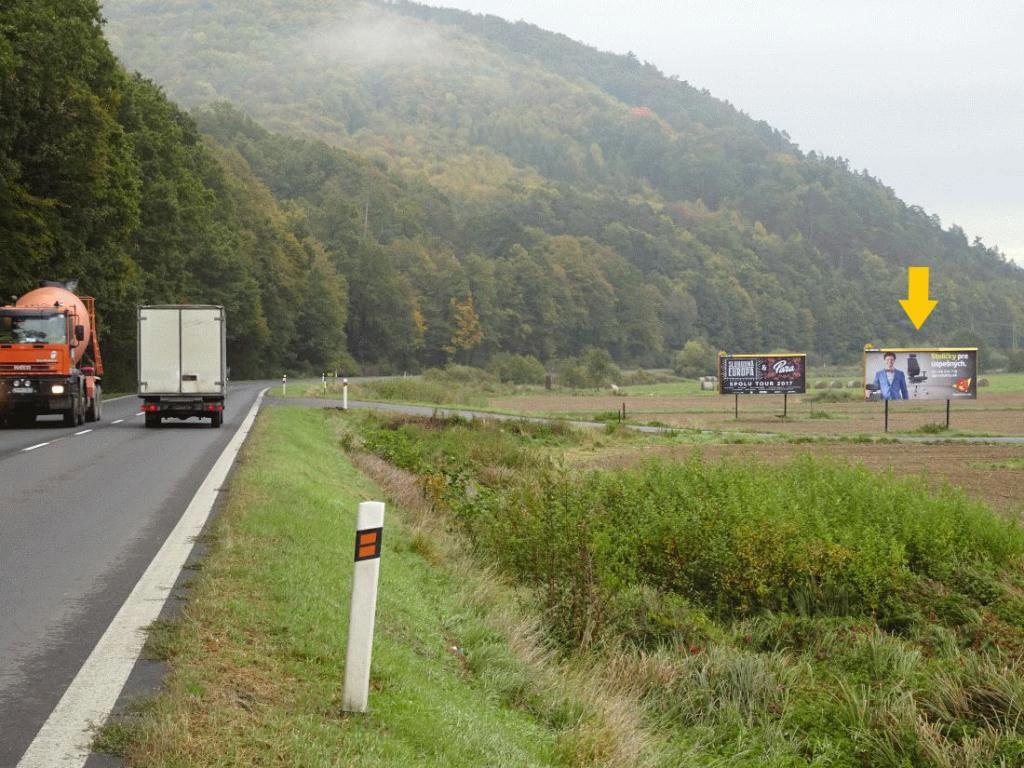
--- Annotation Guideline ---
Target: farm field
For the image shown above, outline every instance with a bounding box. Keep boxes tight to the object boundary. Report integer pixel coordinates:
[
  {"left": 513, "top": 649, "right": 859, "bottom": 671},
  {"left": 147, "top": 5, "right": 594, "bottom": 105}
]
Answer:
[{"left": 490, "top": 380, "right": 1024, "bottom": 438}]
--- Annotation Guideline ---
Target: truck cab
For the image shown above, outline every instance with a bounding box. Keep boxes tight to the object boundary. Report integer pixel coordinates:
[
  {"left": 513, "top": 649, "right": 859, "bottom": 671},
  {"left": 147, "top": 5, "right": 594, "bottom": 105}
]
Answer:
[{"left": 0, "top": 291, "right": 102, "bottom": 427}]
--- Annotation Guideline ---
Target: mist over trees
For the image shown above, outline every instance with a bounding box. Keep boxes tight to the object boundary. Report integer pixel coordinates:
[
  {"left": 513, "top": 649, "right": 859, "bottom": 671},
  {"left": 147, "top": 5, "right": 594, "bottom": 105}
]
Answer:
[{"left": 4, "top": 0, "right": 1023, "bottom": 387}]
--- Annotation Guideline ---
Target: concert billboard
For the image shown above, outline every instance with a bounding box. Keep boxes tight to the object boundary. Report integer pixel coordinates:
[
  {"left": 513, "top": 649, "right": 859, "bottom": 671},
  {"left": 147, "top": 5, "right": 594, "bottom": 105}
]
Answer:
[
  {"left": 718, "top": 353, "right": 806, "bottom": 395},
  {"left": 863, "top": 348, "right": 977, "bottom": 401}
]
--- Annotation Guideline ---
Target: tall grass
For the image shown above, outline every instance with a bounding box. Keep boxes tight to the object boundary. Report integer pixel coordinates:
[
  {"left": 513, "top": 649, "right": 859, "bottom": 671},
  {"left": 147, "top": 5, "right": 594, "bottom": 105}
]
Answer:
[{"left": 356, "top": 414, "right": 1024, "bottom": 766}]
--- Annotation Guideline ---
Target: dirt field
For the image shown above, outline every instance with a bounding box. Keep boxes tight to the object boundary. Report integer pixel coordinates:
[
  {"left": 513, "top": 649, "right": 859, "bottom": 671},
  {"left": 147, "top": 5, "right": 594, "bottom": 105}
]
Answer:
[
  {"left": 569, "top": 440, "right": 1024, "bottom": 518},
  {"left": 491, "top": 390, "right": 1024, "bottom": 437}
]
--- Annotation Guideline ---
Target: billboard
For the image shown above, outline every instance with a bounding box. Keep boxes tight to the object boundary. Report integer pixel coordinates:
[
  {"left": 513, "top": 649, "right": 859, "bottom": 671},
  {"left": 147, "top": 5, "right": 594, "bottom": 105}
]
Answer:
[
  {"left": 718, "top": 353, "right": 806, "bottom": 395},
  {"left": 863, "top": 348, "right": 977, "bottom": 401}
]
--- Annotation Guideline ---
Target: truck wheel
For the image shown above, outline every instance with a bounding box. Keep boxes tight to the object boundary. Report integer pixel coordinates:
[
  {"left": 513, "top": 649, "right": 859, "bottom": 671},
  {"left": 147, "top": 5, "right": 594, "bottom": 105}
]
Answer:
[
  {"left": 86, "top": 385, "right": 102, "bottom": 422},
  {"left": 63, "top": 407, "right": 76, "bottom": 427},
  {"left": 211, "top": 411, "right": 222, "bottom": 428},
  {"left": 145, "top": 412, "right": 160, "bottom": 428}
]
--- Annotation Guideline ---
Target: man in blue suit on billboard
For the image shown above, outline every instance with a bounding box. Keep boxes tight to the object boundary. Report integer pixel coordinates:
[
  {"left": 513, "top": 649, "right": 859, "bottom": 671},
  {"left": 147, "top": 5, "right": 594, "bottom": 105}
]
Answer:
[{"left": 873, "top": 351, "right": 909, "bottom": 400}]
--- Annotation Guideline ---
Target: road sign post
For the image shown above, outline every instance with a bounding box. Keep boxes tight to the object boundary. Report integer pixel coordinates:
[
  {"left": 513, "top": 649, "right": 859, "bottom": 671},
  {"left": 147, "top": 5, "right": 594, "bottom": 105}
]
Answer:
[{"left": 342, "top": 501, "right": 384, "bottom": 713}]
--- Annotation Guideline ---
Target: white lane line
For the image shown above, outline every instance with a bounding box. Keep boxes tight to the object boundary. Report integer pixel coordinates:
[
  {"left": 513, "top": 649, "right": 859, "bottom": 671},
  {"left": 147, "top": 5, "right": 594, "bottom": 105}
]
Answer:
[
  {"left": 74, "top": 430, "right": 92, "bottom": 436},
  {"left": 111, "top": 419, "right": 124, "bottom": 425},
  {"left": 100, "top": 395, "right": 134, "bottom": 404},
  {"left": 134, "top": 412, "right": 143, "bottom": 417},
  {"left": 22, "top": 442, "right": 50, "bottom": 452},
  {"left": 17, "top": 388, "right": 268, "bottom": 768}
]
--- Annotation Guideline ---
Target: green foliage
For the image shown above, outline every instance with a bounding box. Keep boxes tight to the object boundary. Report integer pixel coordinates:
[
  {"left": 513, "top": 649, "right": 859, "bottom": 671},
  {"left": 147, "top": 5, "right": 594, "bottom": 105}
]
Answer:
[
  {"left": 0, "top": 6, "right": 353, "bottom": 386},
  {"left": 101, "top": 0, "right": 1024, "bottom": 371},
  {"left": 805, "top": 388, "right": 860, "bottom": 402},
  {"left": 355, "top": 414, "right": 1024, "bottom": 763},
  {"left": 673, "top": 339, "right": 716, "bottom": 378},
  {"left": 488, "top": 352, "right": 546, "bottom": 385}
]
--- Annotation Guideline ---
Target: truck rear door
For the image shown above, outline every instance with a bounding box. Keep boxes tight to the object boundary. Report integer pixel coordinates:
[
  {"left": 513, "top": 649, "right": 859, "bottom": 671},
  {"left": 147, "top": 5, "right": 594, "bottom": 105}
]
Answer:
[
  {"left": 180, "top": 308, "right": 224, "bottom": 394},
  {"left": 138, "top": 307, "right": 181, "bottom": 394}
]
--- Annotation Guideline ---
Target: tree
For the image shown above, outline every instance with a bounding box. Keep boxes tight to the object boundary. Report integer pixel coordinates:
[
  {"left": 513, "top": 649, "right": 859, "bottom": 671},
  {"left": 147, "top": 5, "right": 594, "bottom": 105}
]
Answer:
[
  {"left": 445, "top": 296, "right": 483, "bottom": 363},
  {"left": 674, "top": 339, "right": 715, "bottom": 378}
]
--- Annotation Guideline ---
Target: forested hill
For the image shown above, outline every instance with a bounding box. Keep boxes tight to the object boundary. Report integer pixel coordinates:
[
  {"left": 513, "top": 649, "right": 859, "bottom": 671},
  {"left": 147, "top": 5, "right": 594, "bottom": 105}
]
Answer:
[
  {"left": 1, "top": 1, "right": 352, "bottom": 387},
  {"left": 100, "top": 0, "right": 1024, "bottom": 363},
  {"left": 4, "top": 2, "right": 1022, "bottom": 387}
]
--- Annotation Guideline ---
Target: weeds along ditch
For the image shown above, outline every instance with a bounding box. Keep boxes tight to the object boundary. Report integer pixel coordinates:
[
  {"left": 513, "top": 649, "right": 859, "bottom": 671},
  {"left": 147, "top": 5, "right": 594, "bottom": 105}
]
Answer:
[{"left": 351, "top": 412, "right": 1024, "bottom": 766}]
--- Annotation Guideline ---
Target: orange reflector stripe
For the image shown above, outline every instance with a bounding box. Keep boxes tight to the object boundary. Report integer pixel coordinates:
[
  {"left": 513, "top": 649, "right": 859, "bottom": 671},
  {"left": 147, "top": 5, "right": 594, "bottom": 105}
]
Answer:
[{"left": 354, "top": 526, "right": 383, "bottom": 561}]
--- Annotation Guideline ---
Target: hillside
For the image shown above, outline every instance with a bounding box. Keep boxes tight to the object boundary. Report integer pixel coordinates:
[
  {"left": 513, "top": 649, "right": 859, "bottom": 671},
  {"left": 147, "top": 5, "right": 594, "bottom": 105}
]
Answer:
[
  {"left": 99, "top": 0, "right": 1024, "bottom": 367},
  {"left": 1, "top": 1, "right": 353, "bottom": 386}
]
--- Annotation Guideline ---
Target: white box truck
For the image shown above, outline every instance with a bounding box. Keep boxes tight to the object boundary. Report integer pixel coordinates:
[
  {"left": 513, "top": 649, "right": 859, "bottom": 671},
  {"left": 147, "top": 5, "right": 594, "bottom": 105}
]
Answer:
[{"left": 137, "top": 305, "right": 226, "bottom": 428}]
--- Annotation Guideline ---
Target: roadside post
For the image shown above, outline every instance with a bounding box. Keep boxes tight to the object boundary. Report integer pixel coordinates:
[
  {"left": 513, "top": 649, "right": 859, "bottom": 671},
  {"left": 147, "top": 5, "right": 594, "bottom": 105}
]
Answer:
[
  {"left": 322, "top": 372, "right": 327, "bottom": 394},
  {"left": 343, "top": 377, "right": 349, "bottom": 410},
  {"left": 342, "top": 501, "right": 385, "bottom": 713},
  {"left": 282, "top": 374, "right": 287, "bottom": 397}
]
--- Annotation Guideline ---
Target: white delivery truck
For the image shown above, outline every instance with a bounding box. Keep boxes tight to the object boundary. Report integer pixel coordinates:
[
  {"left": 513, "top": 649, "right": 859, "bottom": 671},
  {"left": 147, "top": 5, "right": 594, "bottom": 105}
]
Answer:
[{"left": 137, "top": 305, "right": 226, "bottom": 428}]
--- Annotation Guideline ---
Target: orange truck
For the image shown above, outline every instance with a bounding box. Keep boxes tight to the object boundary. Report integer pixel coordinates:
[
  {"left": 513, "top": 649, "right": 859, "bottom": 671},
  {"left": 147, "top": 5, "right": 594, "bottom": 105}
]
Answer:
[{"left": 0, "top": 281, "right": 104, "bottom": 427}]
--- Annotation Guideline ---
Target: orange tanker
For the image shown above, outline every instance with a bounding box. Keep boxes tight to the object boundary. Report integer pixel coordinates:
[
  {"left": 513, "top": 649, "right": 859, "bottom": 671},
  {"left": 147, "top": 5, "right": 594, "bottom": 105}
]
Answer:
[{"left": 0, "top": 280, "right": 104, "bottom": 427}]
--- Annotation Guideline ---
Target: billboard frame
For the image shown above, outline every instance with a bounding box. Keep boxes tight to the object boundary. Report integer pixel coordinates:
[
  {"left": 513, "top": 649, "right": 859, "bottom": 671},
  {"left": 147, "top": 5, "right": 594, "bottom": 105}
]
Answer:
[
  {"left": 862, "top": 345, "right": 978, "bottom": 432},
  {"left": 718, "top": 352, "right": 807, "bottom": 419}
]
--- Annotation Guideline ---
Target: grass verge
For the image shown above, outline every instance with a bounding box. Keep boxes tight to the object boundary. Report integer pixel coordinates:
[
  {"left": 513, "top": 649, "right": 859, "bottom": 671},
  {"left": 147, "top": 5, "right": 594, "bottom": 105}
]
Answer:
[{"left": 95, "top": 407, "right": 651, "bottom": 767}]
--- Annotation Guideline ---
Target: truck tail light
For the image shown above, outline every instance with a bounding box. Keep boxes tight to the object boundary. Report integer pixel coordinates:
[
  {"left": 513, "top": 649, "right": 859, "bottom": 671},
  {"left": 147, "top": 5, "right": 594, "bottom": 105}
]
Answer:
[
  {"left": 142, "top": 403, "right": 159, "bottom": 412},
  {"left": 204, "top": 403, "right": 224, "bottom": 412}
]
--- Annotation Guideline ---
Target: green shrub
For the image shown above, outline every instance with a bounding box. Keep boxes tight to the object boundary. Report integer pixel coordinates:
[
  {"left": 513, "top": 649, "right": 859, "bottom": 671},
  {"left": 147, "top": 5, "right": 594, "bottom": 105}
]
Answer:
[
  {"left": 450, "top": 456, "right": 1024, "bottom": 645},
  {"left": 487, "top": 353, "right": 546, "bottom": 385},
  {"left": 673, "top": 338, "right": 716, "bottom": 378},
  {"left": 423, "top": 364, "right": 495, "bottom": 385}
]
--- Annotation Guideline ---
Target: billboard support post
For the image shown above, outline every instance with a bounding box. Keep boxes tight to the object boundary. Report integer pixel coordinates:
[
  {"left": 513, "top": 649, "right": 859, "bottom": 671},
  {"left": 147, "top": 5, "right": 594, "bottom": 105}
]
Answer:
[
  {"left": 864, "top": 347, "right": 977, "bottom": 433},
  {"left": 734, "top": 394, "right": 738, "bottom": 419},
  {"left": 783, "top": 393, "right": 788, "bottom": 418}
]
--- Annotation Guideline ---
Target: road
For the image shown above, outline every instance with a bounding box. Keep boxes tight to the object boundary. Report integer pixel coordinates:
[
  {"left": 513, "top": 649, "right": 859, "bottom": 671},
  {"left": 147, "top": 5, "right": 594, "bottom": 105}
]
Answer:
[{"left": 0, "top": 382, "right": 265, "bottom": 767}]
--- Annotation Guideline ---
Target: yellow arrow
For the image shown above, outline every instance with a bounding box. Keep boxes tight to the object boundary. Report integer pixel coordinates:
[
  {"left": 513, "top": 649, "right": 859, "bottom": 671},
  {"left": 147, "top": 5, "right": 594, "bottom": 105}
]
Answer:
[{"left": 899, "top": 266, "right": 938, "bottom": 330}]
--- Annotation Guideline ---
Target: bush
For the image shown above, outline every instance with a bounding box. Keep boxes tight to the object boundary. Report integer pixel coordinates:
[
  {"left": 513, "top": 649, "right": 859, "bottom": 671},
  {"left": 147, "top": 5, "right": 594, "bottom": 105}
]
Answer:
[
  {"left": 557, "top": 348, "right": 620, "bottom": 389},
  {"left": 487, "top": 353, "right": 546, "bottom": 385},
  {"left": 673, "top": 338, "right": 716, "bottom": 378},
  {"left": 423, "top": 364, "right": 495, "bottom": 385},
  {"left": 1008, "top": 350, "right": 1024, "bottom": 373},
  {"left": 451, "top": 456, "right": 1024, "bottom": 645}
]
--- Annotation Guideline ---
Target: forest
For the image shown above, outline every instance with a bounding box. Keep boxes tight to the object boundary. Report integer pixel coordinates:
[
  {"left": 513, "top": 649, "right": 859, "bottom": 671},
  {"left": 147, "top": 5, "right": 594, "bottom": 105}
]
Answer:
[{"left": 4, "top": 0, "right": 1024, "bottom": 388}]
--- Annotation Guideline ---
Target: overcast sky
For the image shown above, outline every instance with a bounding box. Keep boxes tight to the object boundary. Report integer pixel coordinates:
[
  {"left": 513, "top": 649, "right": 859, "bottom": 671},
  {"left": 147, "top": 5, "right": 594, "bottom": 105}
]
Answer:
[{"left": 422, "top": 0, "right": 1024, "bottom": 264}]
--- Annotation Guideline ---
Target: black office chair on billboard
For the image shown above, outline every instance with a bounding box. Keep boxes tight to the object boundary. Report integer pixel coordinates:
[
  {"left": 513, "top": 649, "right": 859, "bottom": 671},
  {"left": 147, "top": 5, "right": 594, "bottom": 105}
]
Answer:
[{"left": 907, "top": 354, "right": 928, "bottom": 398}]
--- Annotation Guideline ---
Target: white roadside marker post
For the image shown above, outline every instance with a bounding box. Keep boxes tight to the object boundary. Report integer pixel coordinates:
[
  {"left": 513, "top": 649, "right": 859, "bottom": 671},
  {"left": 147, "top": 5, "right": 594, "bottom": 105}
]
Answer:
[
  {"left": 282, "top": 373, "right": 287, "bottom": 397},
  {"left": 342, "top": 377, "right": 349, "bottom": 411},
  {"left": 322, "top": 371, "right": 327, "bottom": 394},
  {"left": 342, "top": 500, "right": 384, "bottom": 713}
]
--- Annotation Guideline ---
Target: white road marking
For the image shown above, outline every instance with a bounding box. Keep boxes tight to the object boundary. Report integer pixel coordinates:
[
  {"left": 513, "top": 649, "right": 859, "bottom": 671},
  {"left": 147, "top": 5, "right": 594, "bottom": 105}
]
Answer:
[
  {"left": 22, "top": 442, "right": 50, "bottom": 452},
  {"left": 17, "top": 388, "right": 267, "bottom": 768},
  {"left": 111, "top": 419, "right": 123, "bottom": 425},
  {"left": 100, "top": 395, "right": 134, "bottom": 404},
  {"left": 74, "top": 430, "right": 92, "bottom": 436},
  {"left": 134, "top": 412, "right": 143, "bottom": 417}
]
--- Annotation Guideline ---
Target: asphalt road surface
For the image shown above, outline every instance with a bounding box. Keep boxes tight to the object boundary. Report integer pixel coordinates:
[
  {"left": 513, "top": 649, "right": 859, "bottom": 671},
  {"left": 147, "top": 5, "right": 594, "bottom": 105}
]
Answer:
[{"left": 0, "top": 382, "right": 265, "bottom": 766}]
